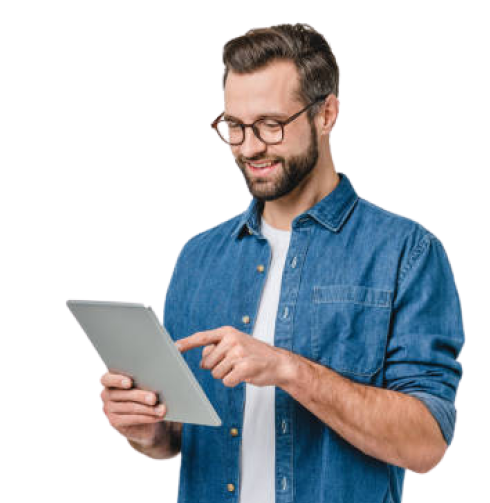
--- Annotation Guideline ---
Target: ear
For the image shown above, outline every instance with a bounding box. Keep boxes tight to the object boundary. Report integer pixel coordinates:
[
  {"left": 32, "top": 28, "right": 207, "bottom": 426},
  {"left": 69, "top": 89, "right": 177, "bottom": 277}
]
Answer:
[{"left": 317, "top": 94, "right": 339, "bottom": 136}]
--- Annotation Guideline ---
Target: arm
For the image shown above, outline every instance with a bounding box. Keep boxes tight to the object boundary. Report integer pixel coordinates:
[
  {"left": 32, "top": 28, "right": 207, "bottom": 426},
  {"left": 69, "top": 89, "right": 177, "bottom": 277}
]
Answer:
[
  {"left": 278, "top": 231, "right": 464, "bottom": 473},
  {"left": 278, "top": 351, "right": 446, "bottom": 473},
  {"left": 128, "top": 421, "right": 183, "bottom": 459}
]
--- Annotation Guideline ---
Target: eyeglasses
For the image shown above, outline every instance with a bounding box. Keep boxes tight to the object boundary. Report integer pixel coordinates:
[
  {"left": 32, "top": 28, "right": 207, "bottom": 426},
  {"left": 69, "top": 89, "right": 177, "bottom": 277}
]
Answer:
[{"left": 211, "top": 94, "right": 328, "bottom": 146}]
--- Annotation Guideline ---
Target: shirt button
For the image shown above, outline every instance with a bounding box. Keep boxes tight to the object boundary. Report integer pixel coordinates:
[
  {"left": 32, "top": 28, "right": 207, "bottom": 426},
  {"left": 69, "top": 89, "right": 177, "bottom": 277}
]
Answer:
[
  {"left": 227, "top": 483, "right": 235, "bottom": 492},
  {"left": 281, "top": 476, "right": 287, "bottom": 491},
  {"left": 281, "top": 419, "right": 287, "bottom": 434},
  {"left": 291, "top": 256, "right": 297, "bottom": 268},
  {"left": 230, "top": 427, "right": 239, "bottom": 437},
  {"left": 257, "top": 264, "right": 265, "bottom": 273},
  {"left": 242, "top": 315, "right": 250, "bottom": 324},
  {"left": 282, "top": 306, "right": 289, "bottom": 319}
]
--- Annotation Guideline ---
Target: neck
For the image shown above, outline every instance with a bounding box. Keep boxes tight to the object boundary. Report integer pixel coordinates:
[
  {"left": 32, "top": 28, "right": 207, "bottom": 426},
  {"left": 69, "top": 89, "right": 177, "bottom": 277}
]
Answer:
[{"left": 262, "top": 146, "right": 339, "bottom": 231}]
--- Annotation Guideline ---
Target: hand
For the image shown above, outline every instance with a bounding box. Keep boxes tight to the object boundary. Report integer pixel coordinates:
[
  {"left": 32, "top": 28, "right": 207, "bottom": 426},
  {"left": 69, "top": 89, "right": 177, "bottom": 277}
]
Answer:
[
  {"left": 100, "top": 372, "right": 167, "bottom": 448},
  {"left": 176, "top": 326, "right": 291, "bottom": 388}
]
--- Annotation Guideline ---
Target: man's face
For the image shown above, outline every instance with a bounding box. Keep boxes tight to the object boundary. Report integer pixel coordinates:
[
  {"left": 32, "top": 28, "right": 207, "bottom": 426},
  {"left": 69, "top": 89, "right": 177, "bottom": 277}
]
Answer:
[{"left": 224, "top": 60, "right": 319, "bottom": 202}]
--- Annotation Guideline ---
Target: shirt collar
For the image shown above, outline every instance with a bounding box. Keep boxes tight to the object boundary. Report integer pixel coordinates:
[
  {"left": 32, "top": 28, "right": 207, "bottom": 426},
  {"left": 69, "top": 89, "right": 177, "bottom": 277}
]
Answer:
[{"left": 231, "top": 172, "right": 359, "bottom": 240}]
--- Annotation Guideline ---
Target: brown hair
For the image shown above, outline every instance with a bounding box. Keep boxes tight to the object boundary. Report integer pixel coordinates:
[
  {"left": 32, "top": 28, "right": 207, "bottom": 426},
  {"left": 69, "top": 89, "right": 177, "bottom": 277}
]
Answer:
[{"left": 222, "top": 23, "right": 339, "bottom": 121}]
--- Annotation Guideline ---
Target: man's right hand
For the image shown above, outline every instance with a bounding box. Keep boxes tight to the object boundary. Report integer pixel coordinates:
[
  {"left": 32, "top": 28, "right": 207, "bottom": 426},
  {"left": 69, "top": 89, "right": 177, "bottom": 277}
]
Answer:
[{"left": 100, "top": 371, "right": 168, "bottom": 449}]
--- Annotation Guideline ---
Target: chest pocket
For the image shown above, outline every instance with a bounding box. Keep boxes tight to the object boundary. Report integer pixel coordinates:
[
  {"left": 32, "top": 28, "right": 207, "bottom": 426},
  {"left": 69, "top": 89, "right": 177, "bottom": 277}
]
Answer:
[{"left": 311, "top": 285, "right": 393, "bottom": 379}]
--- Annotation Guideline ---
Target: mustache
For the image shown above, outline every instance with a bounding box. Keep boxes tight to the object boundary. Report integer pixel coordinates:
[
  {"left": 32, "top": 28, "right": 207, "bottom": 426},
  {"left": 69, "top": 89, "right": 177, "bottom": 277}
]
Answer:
[{"left": 237, "top": 157, "right": 283, "bottom": 164}]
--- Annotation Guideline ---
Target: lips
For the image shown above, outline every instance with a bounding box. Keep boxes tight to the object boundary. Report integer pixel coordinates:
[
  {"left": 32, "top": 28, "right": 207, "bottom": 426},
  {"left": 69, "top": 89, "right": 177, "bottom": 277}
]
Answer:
[{"left": 246, "top": 161, "right": 280, "bottom": 175}]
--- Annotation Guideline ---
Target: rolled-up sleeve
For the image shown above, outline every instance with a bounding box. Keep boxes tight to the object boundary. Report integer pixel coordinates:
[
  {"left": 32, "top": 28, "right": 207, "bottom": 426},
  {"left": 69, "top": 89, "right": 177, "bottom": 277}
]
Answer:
[{"left": 384, "top": 231, "right": 465, "bottom": 445}]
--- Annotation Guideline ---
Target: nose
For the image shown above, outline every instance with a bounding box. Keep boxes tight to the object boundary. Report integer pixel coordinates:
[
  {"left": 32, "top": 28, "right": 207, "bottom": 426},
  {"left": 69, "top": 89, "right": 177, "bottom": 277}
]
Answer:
[{"left": 238, "top": 126, "right": 267, "bottom": 159}]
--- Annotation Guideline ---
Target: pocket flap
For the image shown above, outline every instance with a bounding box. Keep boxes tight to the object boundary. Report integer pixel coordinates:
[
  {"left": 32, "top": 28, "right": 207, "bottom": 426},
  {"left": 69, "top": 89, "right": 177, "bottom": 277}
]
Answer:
[{"left": 313, "top": 284, "right": 392, "bottom": 308}]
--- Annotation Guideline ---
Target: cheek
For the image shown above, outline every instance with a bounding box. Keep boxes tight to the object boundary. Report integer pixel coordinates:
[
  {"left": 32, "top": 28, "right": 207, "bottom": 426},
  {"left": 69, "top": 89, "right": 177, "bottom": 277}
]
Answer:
[{"left": 231, "top": 148, "right": 240, "bottom": 162}]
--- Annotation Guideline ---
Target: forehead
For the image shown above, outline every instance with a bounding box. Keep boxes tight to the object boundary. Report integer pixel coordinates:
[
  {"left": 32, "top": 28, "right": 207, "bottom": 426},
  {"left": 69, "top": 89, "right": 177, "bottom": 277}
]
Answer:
[{"left": 224, "top": 59, "right": 302, "bottom": 119}]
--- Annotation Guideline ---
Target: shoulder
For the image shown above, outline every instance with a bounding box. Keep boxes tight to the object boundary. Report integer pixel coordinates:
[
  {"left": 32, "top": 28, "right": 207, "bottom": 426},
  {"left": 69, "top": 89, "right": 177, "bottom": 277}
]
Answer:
[
  {"left": 356, "top": 196, "right": 438, "bottom": 245},
  {"left": 355, "top": 197, "right": 446, "bottom": 273},
  {"left": 177, "top": 213, "right": 243, "bottom": 264}
]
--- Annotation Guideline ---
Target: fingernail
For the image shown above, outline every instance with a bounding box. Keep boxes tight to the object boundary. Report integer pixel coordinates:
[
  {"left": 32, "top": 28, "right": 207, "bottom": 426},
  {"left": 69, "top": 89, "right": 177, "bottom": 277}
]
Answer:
[
  {"left": 175, "top": 342, "right": 182, "bottom": 351},
  {"left": 156, "top": 405, "right": 165, "bottom": 415},
  {"left": 146, "top": 394, "right": 155, "bottom": 404},
  {"left": 122, "top": 378, "right": 131, "bottom": 388}
]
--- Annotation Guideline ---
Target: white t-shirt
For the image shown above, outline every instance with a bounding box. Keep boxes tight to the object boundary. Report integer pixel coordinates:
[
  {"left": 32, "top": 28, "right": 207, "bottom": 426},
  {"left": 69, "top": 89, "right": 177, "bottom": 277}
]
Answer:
[{"left": 239, "top": 216, "right": 291, "bottom": 503}]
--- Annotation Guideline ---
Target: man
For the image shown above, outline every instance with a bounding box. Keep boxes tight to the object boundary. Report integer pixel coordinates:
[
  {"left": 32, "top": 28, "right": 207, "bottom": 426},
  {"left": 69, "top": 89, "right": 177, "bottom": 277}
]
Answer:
[{"left": 100, "top": 23, "right": 464, "bottom": 503}]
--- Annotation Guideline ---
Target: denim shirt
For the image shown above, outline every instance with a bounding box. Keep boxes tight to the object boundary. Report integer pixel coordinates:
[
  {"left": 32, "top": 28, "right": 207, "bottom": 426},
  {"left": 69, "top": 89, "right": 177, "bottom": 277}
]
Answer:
[{"left": 163, "top": 172, "right": 464, "bottom": 503}]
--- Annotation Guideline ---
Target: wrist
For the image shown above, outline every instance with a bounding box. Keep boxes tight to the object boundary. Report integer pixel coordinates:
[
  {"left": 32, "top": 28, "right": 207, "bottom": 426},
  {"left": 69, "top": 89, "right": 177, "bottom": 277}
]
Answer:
[
  {"left": 128, "top": 437, "right": 166, "bottom": 459},
  {"left": 128, "top": 438, "right": 146, "bottom": 456},
  {"left": 275, "top": 348, "right": 300, "bottom": 390}
]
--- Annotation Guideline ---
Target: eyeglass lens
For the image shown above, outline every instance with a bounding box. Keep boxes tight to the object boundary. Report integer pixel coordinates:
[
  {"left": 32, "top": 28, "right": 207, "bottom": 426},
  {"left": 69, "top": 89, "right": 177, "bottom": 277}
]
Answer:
[{"left": 217, "top": 119, "right": 283, "bottom": 145}]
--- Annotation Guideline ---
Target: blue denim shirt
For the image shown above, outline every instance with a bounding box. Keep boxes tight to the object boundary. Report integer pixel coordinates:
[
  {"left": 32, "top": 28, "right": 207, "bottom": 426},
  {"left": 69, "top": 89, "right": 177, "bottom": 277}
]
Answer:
[{"left": 163, "top": 172, "right": 464, "bottom": 503}]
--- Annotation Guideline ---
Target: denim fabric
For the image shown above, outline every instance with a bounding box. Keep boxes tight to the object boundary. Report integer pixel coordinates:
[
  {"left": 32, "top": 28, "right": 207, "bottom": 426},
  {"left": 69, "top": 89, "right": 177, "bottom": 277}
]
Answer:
[{"left": 163, "top": 172, "right": 464, "bottom": 503}]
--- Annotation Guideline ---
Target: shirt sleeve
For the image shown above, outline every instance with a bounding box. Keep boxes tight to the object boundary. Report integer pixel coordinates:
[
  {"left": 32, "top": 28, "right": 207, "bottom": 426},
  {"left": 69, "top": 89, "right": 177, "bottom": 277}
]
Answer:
[
  {"left": 163, "top": 241, "right": 190, "bottom": 344},
  {"left": 384, "top": 231, "right": 465, "bottom": 446}
]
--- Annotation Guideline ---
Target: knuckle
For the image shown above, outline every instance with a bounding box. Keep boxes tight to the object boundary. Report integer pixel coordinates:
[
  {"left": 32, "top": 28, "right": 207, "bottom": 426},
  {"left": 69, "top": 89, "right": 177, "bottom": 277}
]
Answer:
[
  {"left": 240, "top": 360, "right": 251, "bottom": 373},
  {"left": 202, "top": 346, "right": 211, "bottom": 357},
  {"left": 100, "top": 374, "right": 106, "bottom": 386},
  {"left": 139, "top": 391, "right": 155, "bottom": 404},
  {"left": 107, "top": 388, "right": 141, "bottom": 404},
  {"left": 103, "top": 400, "right": 112, "bottom": 411},
  {"left": 111, "top": 416, "right": 124, "bottom": 430},
  {"left": 223, "top": 376, "right": 235, "bottom": 388},
  {"left": 131, "top": 403, "right": 142, "bottom": 414},
  {"left": 231, "top": 346, "right": 244, "bottom": 359},
  {"left": 102, "top": 403, "right": 109, "bottom": 415}
]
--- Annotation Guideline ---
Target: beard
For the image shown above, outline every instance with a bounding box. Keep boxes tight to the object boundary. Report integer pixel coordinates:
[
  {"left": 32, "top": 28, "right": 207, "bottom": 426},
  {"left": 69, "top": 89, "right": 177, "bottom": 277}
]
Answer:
[{"left": 235, "top": 119, "right": 319, "bottom": 202}]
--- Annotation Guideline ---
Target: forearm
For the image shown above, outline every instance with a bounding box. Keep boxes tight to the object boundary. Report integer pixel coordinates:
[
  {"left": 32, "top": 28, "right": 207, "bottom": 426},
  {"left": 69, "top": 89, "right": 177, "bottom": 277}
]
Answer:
[
  {"left": 128, "top": 421, "right": 183, "bottom": 460},
  {"left": 277, "top": 350, "right": 447, "bottom": 473}
]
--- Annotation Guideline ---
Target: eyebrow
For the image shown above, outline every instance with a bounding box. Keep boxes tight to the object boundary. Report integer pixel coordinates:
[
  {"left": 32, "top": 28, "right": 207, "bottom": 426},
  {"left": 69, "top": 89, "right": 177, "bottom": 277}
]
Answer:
[{"left": 223, "top": 112, "right": 289, "bottom": 122}]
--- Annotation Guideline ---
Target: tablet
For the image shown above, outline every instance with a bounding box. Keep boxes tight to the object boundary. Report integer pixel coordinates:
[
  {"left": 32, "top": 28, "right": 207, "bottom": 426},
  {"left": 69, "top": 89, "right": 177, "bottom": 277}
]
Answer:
[{"left": 66, "top": 300, "right": 221, "bottom": 427}]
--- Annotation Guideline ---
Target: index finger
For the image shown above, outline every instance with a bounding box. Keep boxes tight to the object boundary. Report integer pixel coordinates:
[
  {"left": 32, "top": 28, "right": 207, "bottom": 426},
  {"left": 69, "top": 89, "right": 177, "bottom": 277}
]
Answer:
[
  {"left": 176, "top": 330, "right": 223, "bottom": 353},
  {"left": 100, "top": 372, "right": 133, "bottom": 389}
]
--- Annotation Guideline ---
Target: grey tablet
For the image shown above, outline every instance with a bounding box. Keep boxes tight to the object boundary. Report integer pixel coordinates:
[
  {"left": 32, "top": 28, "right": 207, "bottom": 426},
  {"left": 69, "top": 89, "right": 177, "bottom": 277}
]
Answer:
[{"left": 66, "top": 300, "right": 221, "bottom": 427}]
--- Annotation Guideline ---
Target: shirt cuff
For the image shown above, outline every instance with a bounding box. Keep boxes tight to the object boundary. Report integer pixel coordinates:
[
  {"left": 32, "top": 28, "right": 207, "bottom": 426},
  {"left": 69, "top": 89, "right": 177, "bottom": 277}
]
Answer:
[{"left": 407, "top": 391, "right": 457, "bottom": 446}]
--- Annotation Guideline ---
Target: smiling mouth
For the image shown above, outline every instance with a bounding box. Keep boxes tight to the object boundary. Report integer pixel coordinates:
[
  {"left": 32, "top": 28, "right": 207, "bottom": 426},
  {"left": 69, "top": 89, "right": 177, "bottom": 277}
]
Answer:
[{"left": 246, "top": 160, "right": 281, "bottom": 175}]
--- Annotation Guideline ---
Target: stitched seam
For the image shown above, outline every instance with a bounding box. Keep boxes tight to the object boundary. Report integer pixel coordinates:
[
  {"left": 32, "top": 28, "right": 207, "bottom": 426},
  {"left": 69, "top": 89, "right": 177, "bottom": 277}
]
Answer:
[{"left": 400, "top": 234, "right": 431, "bottom": 285}]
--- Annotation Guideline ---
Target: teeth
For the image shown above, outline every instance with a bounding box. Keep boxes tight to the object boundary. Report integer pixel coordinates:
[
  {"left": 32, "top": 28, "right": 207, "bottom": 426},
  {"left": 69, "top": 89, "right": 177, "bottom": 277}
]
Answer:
[{"left": 250, "top": 161, "right": 275, "bottom": 168}]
